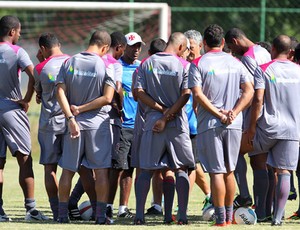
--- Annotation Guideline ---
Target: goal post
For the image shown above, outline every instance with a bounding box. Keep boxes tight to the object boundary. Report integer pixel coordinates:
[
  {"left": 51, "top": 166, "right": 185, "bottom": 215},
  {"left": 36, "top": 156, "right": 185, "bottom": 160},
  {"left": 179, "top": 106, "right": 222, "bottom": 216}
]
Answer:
[{"left": 0, "top": 1, "right": 170, "bottom": 42}]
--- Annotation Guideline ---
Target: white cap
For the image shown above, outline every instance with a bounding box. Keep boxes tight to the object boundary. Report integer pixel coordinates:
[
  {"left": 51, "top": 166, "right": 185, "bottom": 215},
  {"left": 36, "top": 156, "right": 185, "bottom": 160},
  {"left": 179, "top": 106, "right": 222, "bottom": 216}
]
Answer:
[{"left": 125, "top": 32, "right": 145, "bottom": 46}]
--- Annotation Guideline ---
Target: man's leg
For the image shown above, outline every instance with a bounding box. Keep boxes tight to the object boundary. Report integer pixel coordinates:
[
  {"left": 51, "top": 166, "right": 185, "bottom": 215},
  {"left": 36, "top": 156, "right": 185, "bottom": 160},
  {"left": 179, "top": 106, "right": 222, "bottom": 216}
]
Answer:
[
  {"left": 118, "top": 167, "right": 134, "bottom": 217},
  {"left": 162, "top": 169, "right": 175, "bottom": 223},
  {"left": 210, "top": 173, "right": 226, "bottom": 225},
  {"left": 58, "top": 168, "right": 75, "bottom": 223},
  {"left": 250, "top": 153, "right": 269, "bottom": 221},
  {"left": 68, "top": 178, "right": 84, "bottom": 220},
  {"left": 224, "top": 171, "right": 235, "bottom": 224},
  {"left": 194, "top": 164, "right": 211, "bottom": 210},
  {"left": 44, "top": 164, "right": 59, "bottom": 220},
  {"left": 94, "top": 168, "right": 109, "bottom": 224},
  {"left": 175, "top": 169, "right": 190, "bottom": 224},
  {"left": 0, "top": 157, "right": 9, "bottom": 221},
  {"left": 146, "top": 170, "right": 163, "bottom": 215},
  {"left": 107, "top": 168, "right": 121, "bottom": 218}
]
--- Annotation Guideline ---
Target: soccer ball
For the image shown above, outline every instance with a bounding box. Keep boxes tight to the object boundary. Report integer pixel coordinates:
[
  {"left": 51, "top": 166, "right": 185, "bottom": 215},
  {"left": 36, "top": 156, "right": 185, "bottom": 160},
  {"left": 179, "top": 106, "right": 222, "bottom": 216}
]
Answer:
[
  {"left": 78, "top": 200, "right": 93, "bottom": 221},
  {"left": 202, "top": 204, "right": 215, "bottom": 221},
  {"left": 233, "top": 207, "right": 257, "bottom": 225}
]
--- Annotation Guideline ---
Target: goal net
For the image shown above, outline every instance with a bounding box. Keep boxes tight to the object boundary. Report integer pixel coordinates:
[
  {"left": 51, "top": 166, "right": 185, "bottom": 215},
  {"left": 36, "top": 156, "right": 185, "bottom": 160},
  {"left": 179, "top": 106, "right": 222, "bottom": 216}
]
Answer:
[{"left": 0, "top": 1, "right": 170, "bottom": 61}]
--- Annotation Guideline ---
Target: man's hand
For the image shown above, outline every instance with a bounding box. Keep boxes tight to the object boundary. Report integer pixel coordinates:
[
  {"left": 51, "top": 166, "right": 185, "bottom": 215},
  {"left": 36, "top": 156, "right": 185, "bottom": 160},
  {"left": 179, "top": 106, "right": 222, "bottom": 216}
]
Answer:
[
  {"left": 152, "top": 118, "right": 167, "bottom": 133},
  {"left": 70, "top": 105, "right": 80, "bottom": 116},
  {"left": 36, "top": 93, "right": 41, "bottom": 104},
  {"left": 68, "top": 119, "right": 80, "bottom": 138},
  {"left": 16, "top": 99, "right": 29, "bottom": 113}
]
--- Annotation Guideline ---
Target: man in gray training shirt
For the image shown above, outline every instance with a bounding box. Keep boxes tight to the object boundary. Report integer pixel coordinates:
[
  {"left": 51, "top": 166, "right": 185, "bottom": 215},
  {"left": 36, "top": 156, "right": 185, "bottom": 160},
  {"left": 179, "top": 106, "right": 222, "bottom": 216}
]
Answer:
[
  {"left": 0, "top": 15, "right": 48, "bottom": 222},
  {"left": 56, "top": 30, "right": 115, "bottom": 224},
  {"left": 189, "top": 24, "right": 253, "bottom": 226},
  {"left": 240, "top": 35, "right": 300, "bottom": 226}
]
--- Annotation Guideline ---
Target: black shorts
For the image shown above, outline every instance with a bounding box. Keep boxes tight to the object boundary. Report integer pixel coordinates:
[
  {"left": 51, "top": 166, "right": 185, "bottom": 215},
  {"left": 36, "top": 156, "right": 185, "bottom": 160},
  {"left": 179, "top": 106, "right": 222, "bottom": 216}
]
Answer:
[{"left": 112, "top": 127, "right": 133, "bottom": 170}]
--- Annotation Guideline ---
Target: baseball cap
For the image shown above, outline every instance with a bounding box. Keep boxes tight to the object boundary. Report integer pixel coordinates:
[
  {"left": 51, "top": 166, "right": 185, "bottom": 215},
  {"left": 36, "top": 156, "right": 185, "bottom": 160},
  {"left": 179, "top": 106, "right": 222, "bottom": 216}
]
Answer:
[{"left": 125, "top": 32, "right": 145, "bottom": 46}]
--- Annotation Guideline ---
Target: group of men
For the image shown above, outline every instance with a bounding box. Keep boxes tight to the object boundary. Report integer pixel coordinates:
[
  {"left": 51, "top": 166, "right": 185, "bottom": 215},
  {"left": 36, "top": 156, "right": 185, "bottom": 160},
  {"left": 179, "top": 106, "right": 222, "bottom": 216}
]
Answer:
[{"left": 0, "top": 14, "right": 300, "bottom": 227}]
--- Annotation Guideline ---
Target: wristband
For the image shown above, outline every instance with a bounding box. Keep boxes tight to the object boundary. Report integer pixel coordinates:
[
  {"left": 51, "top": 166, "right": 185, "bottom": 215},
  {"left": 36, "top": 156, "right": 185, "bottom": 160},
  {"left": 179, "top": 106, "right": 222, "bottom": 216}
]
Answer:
[{"left": 67, "top": 115, "right": 75, "bottom": 121}]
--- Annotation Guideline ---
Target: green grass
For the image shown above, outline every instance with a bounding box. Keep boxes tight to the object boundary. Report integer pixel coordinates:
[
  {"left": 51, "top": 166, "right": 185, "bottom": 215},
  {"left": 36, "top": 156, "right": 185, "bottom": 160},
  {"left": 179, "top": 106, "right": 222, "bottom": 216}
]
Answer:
[{"left": 1, "top": 101, "right": 300, "bottom": 229}]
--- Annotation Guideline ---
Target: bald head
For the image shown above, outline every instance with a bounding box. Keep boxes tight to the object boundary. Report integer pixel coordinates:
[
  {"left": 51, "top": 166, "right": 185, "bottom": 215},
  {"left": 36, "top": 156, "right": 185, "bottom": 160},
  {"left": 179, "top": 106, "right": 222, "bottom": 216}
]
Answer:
[
  {"left": 272, "top": 35, "right": 291, "bottom": 55},
  {"left": 89, "top": 30, "right": 111, "bottom": 48},
  {"left": 165, "top": 32, "right": 187, "bottom": 57}
]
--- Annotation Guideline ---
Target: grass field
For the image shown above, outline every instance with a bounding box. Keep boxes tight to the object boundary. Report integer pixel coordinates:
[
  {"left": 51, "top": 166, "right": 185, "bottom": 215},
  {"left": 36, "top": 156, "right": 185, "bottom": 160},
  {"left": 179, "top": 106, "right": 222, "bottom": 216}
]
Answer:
[{"left": 1, "top": 102, "right": 300, "bottom": 229}]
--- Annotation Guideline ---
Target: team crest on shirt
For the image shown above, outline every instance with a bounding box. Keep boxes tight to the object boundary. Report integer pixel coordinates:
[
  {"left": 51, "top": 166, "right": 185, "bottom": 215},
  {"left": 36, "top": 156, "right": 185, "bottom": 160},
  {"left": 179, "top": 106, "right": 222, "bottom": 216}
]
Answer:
[
  {"left": 208, "top": 69, "right": 215, "bottom": 75},
  {"left": 269, "top": 74, "right": 276, "bottom": 83},
  {"left": 68, "top": 65, "right": 74, "bottom": 74},
  {"left": 48, "top": 73, "right": 55, "bottom": 82}
]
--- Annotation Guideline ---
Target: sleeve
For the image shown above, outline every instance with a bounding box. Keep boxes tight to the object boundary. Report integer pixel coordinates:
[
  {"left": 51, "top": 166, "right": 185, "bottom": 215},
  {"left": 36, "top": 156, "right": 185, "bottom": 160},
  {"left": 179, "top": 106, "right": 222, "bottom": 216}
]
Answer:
[
  {"left": 181, "top": 62, "right": 190, "bottom": 90},
  {"left": 239, "top": 64, "right": 253, "bottom": 85},
  {"left": 241, "top": 56, "right": 257, "bottom": 79},
  {"left": 114, "top": 62, "right": 123, "bottom": 83},
  {"left": 33, "top": 67, "right": 42, "bottom": 92},
  {"left": 17, "top": 48, "right": 33, "bottom": 71},
  {"left": 254, "top": 66, "right": 265, "bottom": 90},
  {"left": 55, "top": 62, "right": 67, "bottom": 85},
  {"left": 188, "top": 62, "right": 202, "bottom": 89},
  {"left": 135, "top": 62, "right": 146, "bottom": 90}
]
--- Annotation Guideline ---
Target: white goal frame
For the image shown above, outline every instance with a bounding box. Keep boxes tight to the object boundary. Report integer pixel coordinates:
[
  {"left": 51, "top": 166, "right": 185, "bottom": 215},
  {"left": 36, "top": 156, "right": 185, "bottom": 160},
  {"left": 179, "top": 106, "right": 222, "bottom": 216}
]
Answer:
[{"left": 0, "top": 1, "right": 170, "bottom": 41}]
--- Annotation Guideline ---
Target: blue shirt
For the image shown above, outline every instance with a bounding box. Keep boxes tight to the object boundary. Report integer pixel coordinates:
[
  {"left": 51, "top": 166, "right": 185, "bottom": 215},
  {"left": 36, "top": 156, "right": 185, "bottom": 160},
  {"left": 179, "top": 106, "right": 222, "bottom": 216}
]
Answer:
[
  {"left": 186, "top": 94, "right": 197, "bottom": 135},
  {"left": 119, "top": 57, "right": 140, "bottom": 128}
]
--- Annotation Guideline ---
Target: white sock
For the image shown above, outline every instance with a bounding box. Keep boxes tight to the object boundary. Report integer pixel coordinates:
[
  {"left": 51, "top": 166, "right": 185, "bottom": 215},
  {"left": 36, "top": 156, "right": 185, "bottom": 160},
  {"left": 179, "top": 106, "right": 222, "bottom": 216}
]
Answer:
[
  {"left": 107, "top": 204, "right": 113, "bottom": 209},
  {"left": 153, "top": 204, "right": 162, "bottom": 212},
  {"left": 118, "top": 205, "right": 127, "bottom": 214}
]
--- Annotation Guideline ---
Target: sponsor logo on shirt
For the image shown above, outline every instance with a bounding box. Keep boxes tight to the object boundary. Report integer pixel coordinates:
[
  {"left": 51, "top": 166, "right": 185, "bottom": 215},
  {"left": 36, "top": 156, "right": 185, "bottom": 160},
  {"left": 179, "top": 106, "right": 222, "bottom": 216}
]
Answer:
[{"left": 48, "top": 73, "right": 55, "bottom": 82}]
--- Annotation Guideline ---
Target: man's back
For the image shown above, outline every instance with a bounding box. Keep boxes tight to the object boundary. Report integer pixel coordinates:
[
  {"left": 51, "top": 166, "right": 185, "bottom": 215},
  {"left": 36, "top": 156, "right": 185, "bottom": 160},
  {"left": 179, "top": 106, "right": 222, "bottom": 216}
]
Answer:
[
  {"left": 256, "top": 59, "right": 300, "bottom": 140},
  {"left": 189, "top": 50, "right": 251, "bottom": 133}
]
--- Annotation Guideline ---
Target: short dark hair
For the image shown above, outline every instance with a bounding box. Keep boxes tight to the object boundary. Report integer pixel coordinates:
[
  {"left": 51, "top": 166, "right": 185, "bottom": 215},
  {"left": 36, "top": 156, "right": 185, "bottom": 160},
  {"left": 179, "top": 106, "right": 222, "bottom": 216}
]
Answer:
[
  {"left": 0, "top": 15, "right": 20, "bottom": 37},
  {"left": 149, "top": 38, "right": 167, "bottom": 55},
  {"left": 225, "top": 28, "right": 246, "bottom": 44},
  {"left": 272, "top": 35, "right": 291, "bottom": 54},
  {"left": 89, "top": 30, "right": 111, "bottom": 47},
  {"left": 294, "top": 43, "right": 300, "bottom": 62},
  {"left": 110, "top": 31, "right": 127, "bottom": 48},
  {"left": 203, "top": 24, "right": 224, "bottom": 48},
  {"left": 38, "top": 32, "right": 60, "bottom": 49}
]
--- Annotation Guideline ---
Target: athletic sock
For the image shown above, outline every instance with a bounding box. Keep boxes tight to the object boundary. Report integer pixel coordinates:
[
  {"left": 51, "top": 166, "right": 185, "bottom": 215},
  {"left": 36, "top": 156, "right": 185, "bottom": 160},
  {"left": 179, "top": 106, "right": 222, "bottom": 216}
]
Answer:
[
  {"left": 96, "top": 201, "right": 107, "bottom": 222},
  {"left": 69, "top": 178, "right": 84, "bottom": 208},
  {"left": 234, "top": 155, "right": 250, "bottom": 198},
  {"left": 266, "top": 168, "right": 275, "bottom": 217},
  {"left": 163, "top": 177, "right": 175, "bottom": 221},
  {"left": 296, "top": 167, "right": 300, "bottom": 213},
  {"left": 58, "top": 202, "right": 69, "bottom": 218},
  {"left": 91, "top": 200, "right": 97, "bottom": 218},
  {"left": 253, "top": 169, "right": 268, "bottom": 219},
  {"left": 273, "top": 173, "right": 290, "bottom": 223},
  {"left": 24, "top": 198, "right": 36, "bottom": 212},
  {"left": 215, "top": 206, "right": 225, "bottom": 224},
  {"left": 49, "top": 197, "right": 59, "bottom": 220},
  {"left": 175, "top": 170, "right": 189, "bottom": 222},
  {"left": 0, "top": 198, "right": 5, "bottom": 215},
  {"left": 135, "top": 170, "right": 153, "bottom": 220},
  {"left": 225, "top": 205, "right": 233, "bottom": 223},
  {"left": 118, "top": 205, "right": 127, "bottom": 214}
]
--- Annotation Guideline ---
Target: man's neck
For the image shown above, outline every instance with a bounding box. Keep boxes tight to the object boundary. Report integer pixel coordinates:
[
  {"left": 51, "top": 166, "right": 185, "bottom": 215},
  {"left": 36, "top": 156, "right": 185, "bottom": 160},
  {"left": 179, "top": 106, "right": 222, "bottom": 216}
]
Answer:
[{"left": 122, "top": 55, "right": 135, "bottom": 65}]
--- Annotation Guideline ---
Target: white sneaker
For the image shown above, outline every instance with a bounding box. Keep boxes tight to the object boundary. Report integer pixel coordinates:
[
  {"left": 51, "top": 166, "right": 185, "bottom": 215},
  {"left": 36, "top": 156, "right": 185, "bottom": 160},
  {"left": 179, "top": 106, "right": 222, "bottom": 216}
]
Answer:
[
  {"left": 0, "top": 214, "right": 12, "bottom": 222},
  {"left": 25, "top": 209, "right": 49, "bottom": 221}
]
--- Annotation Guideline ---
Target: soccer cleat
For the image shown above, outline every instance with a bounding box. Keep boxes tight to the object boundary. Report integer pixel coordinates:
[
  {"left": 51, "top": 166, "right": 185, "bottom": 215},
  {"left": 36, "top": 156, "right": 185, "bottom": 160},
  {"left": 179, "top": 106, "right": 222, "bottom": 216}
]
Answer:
[
  {"left": 213, "top": 222, "right": 227, "bottom": 227},
  {"left": 0, "top": 214, "right": 12, "bottom": 222},
  {"left": 117, "top": 207, "right": 133, "bottom": 218},
  {"left": 271, "top": 220, "right": 282, "bottom": 226},
  {"left": 233, "top": 195, "right": 253, "bottom": 209},
  {"left": 68, "top": 206, "right": 82, "bottom": 220},
  {"left": 106, "top": 206, "right": 113, "bottom": 219},
  {"left": 164, "top": 214, "right": 176, "bottom": 225},
  {"left": 257, "top": 216, "right": 272, "bottom": 223},
  {"left": 288, "top": 212, "right": 300, "bottom": 220},
  {"left": 95, "top": 216, "right": 113, "bottom": 225},
  {"left": 202, "top": 196, "right": 212, "bottom": 211},
  {"left": 177, "top": 219, "right": 188, "bottom": 225},
  {"left": 288, "top": 190, "right": 297, "bottom": 201},
  {"left": 57, "top": 216, "right": 70, "bottom": 223},
  {"left": 145, "top": 206, "right": 163, "bottom": 215},
  {"left": 133, "top": 218, "right": 145, "bottom": 225},
  {"left": 25, "top": 209, "right": 49, "bottom": 221}
]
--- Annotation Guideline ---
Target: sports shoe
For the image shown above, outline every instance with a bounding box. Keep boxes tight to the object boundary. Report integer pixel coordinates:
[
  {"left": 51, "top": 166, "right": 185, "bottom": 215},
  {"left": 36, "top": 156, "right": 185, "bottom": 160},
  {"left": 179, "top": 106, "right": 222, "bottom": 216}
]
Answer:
[
  {"left": 25, "top": 209, "right": 49, "bottom": 221},
  {"left": 0, "top": 214, "right": 11, "bottom": 222},
  {"left": 106, "top": 206, "right": 113, "bottom": 219},
  {"left": 68, "top": 206, "right": 82, "bottom": 220},
  {"left": 288, "top": 189, "right": 297, "bottom": 200},
  {"left": 271, "top": 220, "right": 282, "bottom": 226},
  {"left": 233, "top": 195, "right": 253, "bottom": 209},
  {"left": 95, "top": 216, "right": 113, "bottom": 225},
  {"left": 202, "top": 196, "right": 212, "bottom": 211},
  {"left": 57, "top": 216, "right": 69, "bottom": 223},
  {"left": 164, "top": 215, "right": 176, "bottom": 225},
  {"left": 117, "top": 207, "right": 133, "bottom": 218},
  {"left": 145, "top": 206, "right": 163, "bottom": 215},
  {"left": 288, "top": 212, "right": 300, "bottom": 220},
  {"left": 133, "top": 218, "right": 145, "bottom": 225},
  {"left": 177, "top": 219, "right": 188, "bottom": 225},
  {"left": 257, "top": 216, "right": 272, "bottom": 223},
  {"left": 213, "top": 222, "right": 227, "bottom": 227}
]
